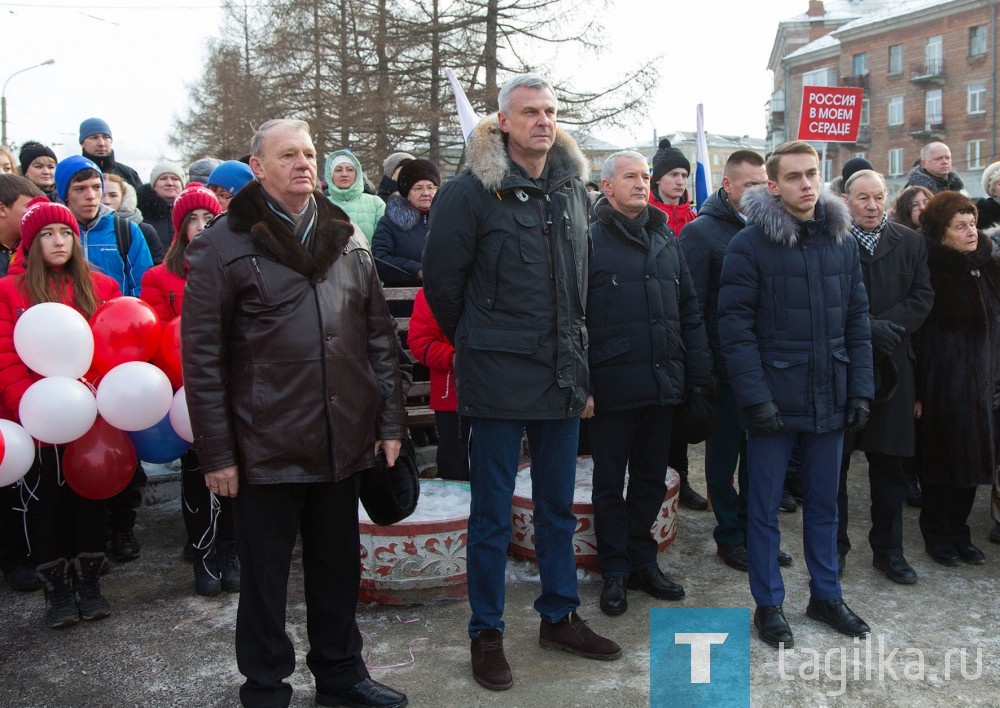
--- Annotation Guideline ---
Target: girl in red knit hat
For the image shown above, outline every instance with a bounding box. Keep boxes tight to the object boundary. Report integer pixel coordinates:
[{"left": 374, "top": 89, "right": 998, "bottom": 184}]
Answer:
[
  {"left": 139, "top": 184, "right": 235, "bottom": 596},
  {"left": 0, "top": 196, "right": 121, "bottom": 628}
]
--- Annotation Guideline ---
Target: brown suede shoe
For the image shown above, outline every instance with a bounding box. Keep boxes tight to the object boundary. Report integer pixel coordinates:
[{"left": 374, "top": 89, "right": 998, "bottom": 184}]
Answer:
[
  {"left": 538, "top": 611, "right": 622, "bottom": 660},
  {"left": 471, "top": 628, "right": 513, "bottom": 690}
]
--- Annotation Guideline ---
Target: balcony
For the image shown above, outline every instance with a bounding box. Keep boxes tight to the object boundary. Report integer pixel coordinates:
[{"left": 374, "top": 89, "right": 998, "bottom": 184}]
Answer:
[
  {"left": 909, "top": 118, "right": 945, "bottom": 139},
  {"left": 841, "top": 74, "right": 869, "bottom": 89},
  {"left": 910, "top": 60, "right": 945, "bottom": 84},
  {"left": 848, "top": 126, "right": 871, "bottom": 146}
]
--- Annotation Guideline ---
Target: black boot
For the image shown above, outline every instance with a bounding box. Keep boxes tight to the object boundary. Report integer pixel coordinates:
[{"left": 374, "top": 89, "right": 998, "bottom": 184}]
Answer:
[
  {"left": 72, "top": 553, "right": 111, "bottom": 621},
  {"left": 217, "top": 540, "right": 241, "bottom": 593},
  {"left": 678, "top": 469, "right": 708, "bottom": 511},
  {"left": 36, "top": 559, "right": 79, "bottom": 629},
  {"left": 193, "top": 548, "right": 222, "bottom": 597}
]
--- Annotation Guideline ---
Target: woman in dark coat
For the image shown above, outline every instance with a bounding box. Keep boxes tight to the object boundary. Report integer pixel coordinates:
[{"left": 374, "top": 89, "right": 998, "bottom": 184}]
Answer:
[
  {"left": 372, "top": 159, "right": 439, "bottom": 289},
  {"left": 915, "top": 191, "right": 1000, "bottom": 565}
]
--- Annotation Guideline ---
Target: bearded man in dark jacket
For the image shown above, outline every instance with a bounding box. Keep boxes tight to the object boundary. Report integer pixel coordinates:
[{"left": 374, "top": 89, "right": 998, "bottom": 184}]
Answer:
[
  {"left": 719, "top": 141, "right": 874, "bottom": 649},
  {"left": 422, "top": 74, "right": 620, "bottom": 693},
  {"left": 585, "top": 151, "right": 711, "bottom": 616},
  {"left": 182, "top": 119, "right": 408, "bottom": 708},
  {"left": 836, "top": 170, "right": 933, "bottom": 585}
]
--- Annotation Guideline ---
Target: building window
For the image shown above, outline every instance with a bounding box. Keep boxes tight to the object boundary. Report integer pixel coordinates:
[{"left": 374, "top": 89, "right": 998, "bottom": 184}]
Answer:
[
  {"left": 802, "top": 67, "right": 837, "bottom": 87},
  {"left": 970, "top": 25, "right": 988, "bottom": 58},
  {"left": 859, "top": 98, "right": 870, "bottom": 126},
  {"left": 888, "top": 96, "right": 904, "bottom": 126},
  {"left": 968, "top": 82, "right": 986, "bottom": 114},
  {"left": 925, "top": 35, "right": 943, "bottom": 74},
  {"left": 968, "top": 140, "right": 985, "bottom": 169},
  {"left": 888, "top": 44, "right": 903, "bottom": 74},
  {"left": 852, "top": 52, "right": 868, "bottom": 76},
  {"left": 888, "top": 149, "right": 904, "bottom": 177},
  {"left": 852, "top": 152, "right": 867, "bottom": 160},
  {"left": 925, "top": 89, "right": 943, "bottom": 127}
]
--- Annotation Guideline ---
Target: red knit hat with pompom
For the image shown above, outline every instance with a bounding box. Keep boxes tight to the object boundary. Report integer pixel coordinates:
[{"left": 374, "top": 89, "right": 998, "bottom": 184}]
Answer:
[
  {"left": 171, "top": 184, "right": 221, "bottom": 238},
  {"left": 19, "top": 196, "right": 79, "bottom": 257}
]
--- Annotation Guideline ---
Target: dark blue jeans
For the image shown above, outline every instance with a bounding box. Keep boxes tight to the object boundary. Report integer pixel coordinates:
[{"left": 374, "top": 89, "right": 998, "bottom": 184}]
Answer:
[
  {"left": 747, "top": 430, "right": 843, "bottom": 607},
  {"left": 466, "top": 416, "right": 581, "bottom": 638},
  {"left": 589, "top": 405, "right": 673, "bottom": 576}
]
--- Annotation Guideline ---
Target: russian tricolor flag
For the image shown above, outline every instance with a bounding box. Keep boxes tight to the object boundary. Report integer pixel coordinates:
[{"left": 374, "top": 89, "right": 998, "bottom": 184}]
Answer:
[{"left": 695, "top": 104, "right": 712, "bottom": 210}]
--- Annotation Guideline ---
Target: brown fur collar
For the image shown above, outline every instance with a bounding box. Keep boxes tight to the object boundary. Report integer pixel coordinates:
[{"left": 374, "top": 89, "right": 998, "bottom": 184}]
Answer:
[{"left": 226, "top": 183, "right": 355, "bottom": 284}]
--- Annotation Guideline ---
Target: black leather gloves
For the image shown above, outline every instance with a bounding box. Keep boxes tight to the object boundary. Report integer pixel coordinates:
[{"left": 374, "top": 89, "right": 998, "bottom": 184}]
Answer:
[
  {"left": 845, "top": 397, "right": 871, "bottom": 433},
  {"left": 745, "top": 401, "right": 783, "bottom": 435}
]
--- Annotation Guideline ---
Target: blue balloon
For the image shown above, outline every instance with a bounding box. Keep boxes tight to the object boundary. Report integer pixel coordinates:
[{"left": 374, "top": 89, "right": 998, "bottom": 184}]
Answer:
[{"left": 127, "top": 414, "right": 190, "bottom": 463}]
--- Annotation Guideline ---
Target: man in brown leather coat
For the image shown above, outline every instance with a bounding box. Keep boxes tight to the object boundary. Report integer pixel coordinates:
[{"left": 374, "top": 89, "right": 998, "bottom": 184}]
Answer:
[{"left": 182, "top": 119, "right": 409, "bottom": 708}]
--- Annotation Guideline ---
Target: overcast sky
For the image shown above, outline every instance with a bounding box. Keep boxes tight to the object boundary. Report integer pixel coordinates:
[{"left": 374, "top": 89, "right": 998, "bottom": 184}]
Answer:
[{"left": 1, "top": 0, "right": 807, "bottom": 178}]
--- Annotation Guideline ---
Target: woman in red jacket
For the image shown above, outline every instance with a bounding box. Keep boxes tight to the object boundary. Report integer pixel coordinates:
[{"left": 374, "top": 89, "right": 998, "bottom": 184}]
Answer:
[
  {"left": 408, "top": 288, "right": 469, "bottom": 480},
  {"left": 139, "top": 184, "right": 236, "bottom": 596},
  {"left": 0, "top": 196, "right": 121, "bottom": 628}
]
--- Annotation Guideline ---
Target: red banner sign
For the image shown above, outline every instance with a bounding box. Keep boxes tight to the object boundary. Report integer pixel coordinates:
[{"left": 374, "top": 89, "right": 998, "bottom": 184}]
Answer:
[{"left": 797, "top": 86, "right": 864, "bottom": 142}]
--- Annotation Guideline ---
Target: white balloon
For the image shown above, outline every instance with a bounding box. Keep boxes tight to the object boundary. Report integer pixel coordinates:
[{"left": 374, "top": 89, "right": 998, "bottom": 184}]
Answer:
[
  {"left": 96, "top": 362, "right": 173, "bottom": 431},
  {"left": 169, "top": 387, "right": 194, "bottom": 443},
  {"left": 19, "top": 377, "right": 98, "bottom": 444},
  {"left": 0, "top": 419, "right": 36, "bottom": 486},
  {"left": 13, "top": 302, "right": 94, "bottom": 379}
]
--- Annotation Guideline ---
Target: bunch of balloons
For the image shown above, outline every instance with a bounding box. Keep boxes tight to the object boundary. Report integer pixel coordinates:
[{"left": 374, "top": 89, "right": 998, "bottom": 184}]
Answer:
[{"left": 2, "top": 298, "right": 194, "bottom": 499}]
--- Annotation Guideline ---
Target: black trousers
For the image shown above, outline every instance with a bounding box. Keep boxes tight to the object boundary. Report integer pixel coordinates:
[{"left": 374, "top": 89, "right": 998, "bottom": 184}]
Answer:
[
  {"left": 24, "top": 446, "right": 106, "bottom": 564},
  {"left": 434, "top": 411, "right": 470, "bottom": 481},
  {"left": 0, "top": 483, "right": 31, "bottom": 571},
  {"left": 920, "top": 482, "right": 977, "bottom": 547},
  {"left": 181, "top": 450, "right": 234, "bottom": 558},
  {"left": 106, "top": 462, "right": 144, "bottom": 534},
  {"left": 589, "top": 406, "right": 673, "bottom": 576},
  {"left": 838, "top": 443, "right": 910, "bottom": 557},
  {"left": 233, "top": 477, "right": 368, "bottom": 708}
]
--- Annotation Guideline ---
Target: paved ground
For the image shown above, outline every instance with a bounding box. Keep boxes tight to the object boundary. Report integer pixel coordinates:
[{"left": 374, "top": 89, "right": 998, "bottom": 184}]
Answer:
[{"left": 1, "top": 447, "right": 999, "bottom": 707}]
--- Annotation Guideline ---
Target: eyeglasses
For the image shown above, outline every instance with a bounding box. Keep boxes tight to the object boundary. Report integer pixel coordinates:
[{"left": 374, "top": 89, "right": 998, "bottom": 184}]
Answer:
[{"left": 410, "top": 184, "right": 438, "bottom": 194}]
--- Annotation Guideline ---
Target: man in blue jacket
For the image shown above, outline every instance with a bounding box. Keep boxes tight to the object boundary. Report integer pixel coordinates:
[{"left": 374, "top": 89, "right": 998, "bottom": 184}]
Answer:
[
  {"left": 54, "top": 156, "right": 152, "bottom": 298},
  {"left": 719, "top": 141, "right": 874, "bottom": 648}
]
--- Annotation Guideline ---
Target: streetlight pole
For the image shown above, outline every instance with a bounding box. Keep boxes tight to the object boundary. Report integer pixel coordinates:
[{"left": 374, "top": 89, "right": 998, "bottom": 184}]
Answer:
[{"left": 2, "top": 59, "right": 55, "bottom": 149}]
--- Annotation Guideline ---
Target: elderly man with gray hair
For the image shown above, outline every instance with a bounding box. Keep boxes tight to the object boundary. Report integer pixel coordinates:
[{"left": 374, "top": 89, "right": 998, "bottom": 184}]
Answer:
[
  {"left": 905, "top": 142, "right": 965, "bottom": 195},
  {"left": 836, "top": 168, "right": 933, "bottom": 584},
  {"left": 585, "top": 151, "right": 711, "bottom": 615}
]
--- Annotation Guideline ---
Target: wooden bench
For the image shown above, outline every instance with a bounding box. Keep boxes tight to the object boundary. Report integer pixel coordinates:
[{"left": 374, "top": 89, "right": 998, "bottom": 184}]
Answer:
[{"left": 382, "top": 287, "right": 435, "bottom": 427}]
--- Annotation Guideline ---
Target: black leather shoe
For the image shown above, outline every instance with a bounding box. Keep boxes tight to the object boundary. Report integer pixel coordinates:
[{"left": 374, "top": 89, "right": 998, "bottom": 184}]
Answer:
[
  {"left": 925, "top": 543, "right": 961, "bottom": 567},
  {"left": 754, "top": 605, "right": 793, "bottom": 648},
  {"left": 779, "top": 489, "right": 797, "bottom": 513},
  {"left": 600, "top": 576, "right": 627, "bottom": 616},
  {"left": 873, "top": 554, "right": 917, "bottom": 584},
  {"left": 777, "top": 549, "right": 792, "bottom": 567},
  {"left": 717, "top": 544, "right": 748, "bottom": 571},
  {"left": 678, "top": 478, "right": 708, "bottom": 511},
  {"left": 806, "top": 597, "right": 870, "bottom": 638},
  {"left": 991, "top": 522, "right": 1000, "bottom": 545},
  {"left": 956, "top": 542, "right": 985, "bottom": 565},
  {"left": 628, "top": 567, "right": 684, "bottom": 600},
  {"left": 316, "top": 678, "right": 408, "bottom": 707}
]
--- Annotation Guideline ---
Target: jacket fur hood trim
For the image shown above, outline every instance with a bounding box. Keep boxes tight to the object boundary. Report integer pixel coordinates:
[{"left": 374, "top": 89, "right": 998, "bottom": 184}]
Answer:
[
  {"left": 226, "top": 183, "right": 355, "bottom": 284},
  {"left": 384, "top": 194, "right": 424, "bottom": 232},
  {"left": 465, "top": 114, "right": 589, "bottom": 192},
  {"left": 739, "top": 185, "right": 851, "bottom": 247}
]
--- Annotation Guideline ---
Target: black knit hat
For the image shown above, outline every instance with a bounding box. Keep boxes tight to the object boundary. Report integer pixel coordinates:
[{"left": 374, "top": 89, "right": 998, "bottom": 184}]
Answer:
[
  {"left": 651, "top": 138, "right": 690, "bottom": 183},
  {"left": 18, "top": 141, "right": 57, "bottom": 175},
  {"left": 841, "top": 157, "right": 873, "bottom": 185},
  {"left": 397, "top": 159, "right": 440, "bottom": 198}
]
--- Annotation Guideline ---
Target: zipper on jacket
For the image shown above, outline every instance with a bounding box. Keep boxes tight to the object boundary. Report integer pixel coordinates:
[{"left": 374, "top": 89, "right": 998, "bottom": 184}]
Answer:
[
  {"left": 168, "top": 292, "right": 177, "bottom": 316},
  {"left": 250, "top": 256, "right": 273, "bottom": 303}
]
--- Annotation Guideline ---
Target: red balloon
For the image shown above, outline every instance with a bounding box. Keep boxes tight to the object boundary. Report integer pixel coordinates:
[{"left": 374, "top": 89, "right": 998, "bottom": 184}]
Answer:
[
  {"left": 0, "top": 427, "right": 6, "bottom": 468},
  {"left": 89, "top": 297, "right": 161, "bottom": 375},
  {"left": 63, "top": 417, "right": 137, "bottom": 500},
  {"left": 153, "top": 316, "right": 183, "bottom": 389}
]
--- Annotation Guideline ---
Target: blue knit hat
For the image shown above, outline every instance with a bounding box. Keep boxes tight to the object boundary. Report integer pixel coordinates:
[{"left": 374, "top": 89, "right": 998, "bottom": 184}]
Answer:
[
  {"left": 79, "top": 117, "right": 112, "bottom": 143},
  {"left": 54, "top": 155, "right": 103, "bottom": 202},
  {"left": 207, "top": 160, "right": 255, "bottom": 195}
]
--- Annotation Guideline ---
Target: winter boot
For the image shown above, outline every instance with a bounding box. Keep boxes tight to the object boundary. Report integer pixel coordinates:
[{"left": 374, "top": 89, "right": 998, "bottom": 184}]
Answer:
[
  {"left": 193, "top": 548, "right": 222, "bottom": 597},
  {"left": 678, "top": 469, "right": 708, "bottom": 511},
  {"left": 35, "top": 558, "right": 79, "bottom": 629},
  {"left": 72, "top": 553, "right": 112, "bottom": 621},
  {"left": 217, "top": 540, "right": 241, "bottom": 593}
]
